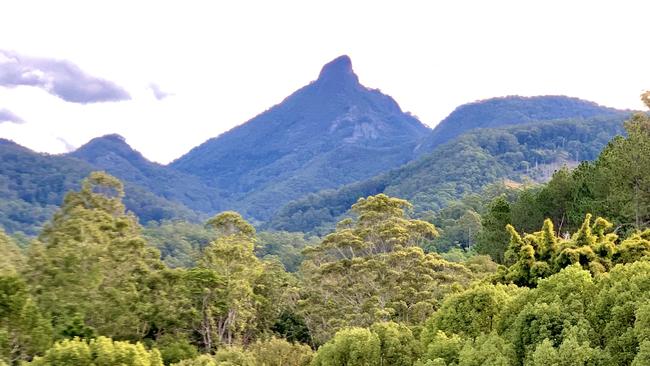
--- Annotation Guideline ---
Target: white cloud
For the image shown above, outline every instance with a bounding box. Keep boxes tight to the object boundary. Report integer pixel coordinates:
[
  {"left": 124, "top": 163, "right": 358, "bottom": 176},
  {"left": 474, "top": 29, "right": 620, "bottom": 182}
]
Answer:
[{"left": 0, "top": 0, "right": 648, "bottom": 163}]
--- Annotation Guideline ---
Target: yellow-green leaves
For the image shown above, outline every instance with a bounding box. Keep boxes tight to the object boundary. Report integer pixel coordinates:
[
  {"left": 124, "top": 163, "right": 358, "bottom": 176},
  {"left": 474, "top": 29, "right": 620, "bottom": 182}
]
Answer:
[
  {"left": 497, "top": 214, "right": 650, "bottom": 287},
  {"left": 0, "top": 230, "right": 23, "bottom": 275},
  {"left": 300, "top": 194, "right": 475, "bottom": 344},
  {"left": 206, "top": 211, "right": 256, "bottom": 239},
  {"left": 29, "top": 337, "right": 163, "bottom": 366}
]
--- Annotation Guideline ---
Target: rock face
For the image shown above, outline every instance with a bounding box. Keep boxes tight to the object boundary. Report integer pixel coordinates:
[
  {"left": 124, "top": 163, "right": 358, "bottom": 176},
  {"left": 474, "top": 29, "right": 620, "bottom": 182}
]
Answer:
[{"left": 171, "top": 55, "right": 431, "bottom": 220}]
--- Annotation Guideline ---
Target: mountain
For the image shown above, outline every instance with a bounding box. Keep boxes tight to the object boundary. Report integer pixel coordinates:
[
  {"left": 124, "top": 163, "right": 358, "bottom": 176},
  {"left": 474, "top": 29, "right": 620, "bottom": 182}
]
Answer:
[
  {"left": 0, "top": 138, "right": 200, "bottom": 235},
  {"left": 416, "top": 96, "right": 624, "bottom": 154},
  {"left": 70, "top": 134, "right": 224, "bottom": 213},
  {"left": 268, "top": 112, "right": 630, "bottom": 234},
  {"left": 171, "top": 55, "right": 431, "bottom": 220}
]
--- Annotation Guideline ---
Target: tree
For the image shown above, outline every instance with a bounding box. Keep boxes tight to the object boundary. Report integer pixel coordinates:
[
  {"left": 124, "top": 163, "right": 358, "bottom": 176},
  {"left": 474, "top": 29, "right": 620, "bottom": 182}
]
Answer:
[
  {"left": 205, "top": 211, "right": 256, "bottom": 238},
  {"left": 25, "top": 172, "right": 164, "bottom": 340},
  {"left": 0, "top": 275, "right": 52, "bottom": 364},
  {"left": 0, "top": 230, "right": 23, "bottom": 275},
  {"left": 589, "top": 261, "right": 650, "bottom": 364},
  {"left": 370, "top": 322, "right": 420, "bottom": 366},
  {"left": 143, "top": 220, "right": 216, "bottom": 268},
  {"left": 194, "top": 212, "right": 292, "bottom": 348},
  {"left": 199, "top": 221, "right": 260, "bottom": 347},
  {"left": 496, "top": 214, "right": 650, "bottom": 287},
  {"left": 594, "top": 111, "right": 650, "bottom": 230},
  {"left": 256, "top": 231, "right": 318, "bottom": 272},
  {"left": 247, "top": 337, "right": 313, "bottom": 366},
  {"left": 422, "top": 284, "right": 517, "bottom": 339},
  {"left": 457, "top": 332, "right": 516, "bottom": 366},
  {"left": 28, "top": 337, "right": 163, "bottom": 366},
  {"left": 300, "top": 194, "right": 475, "bottom": 344},
  {"left": 475, "top": 196, "right": 512, "bottom": 264},
  {"left": 311, "top": 328, "right": 381, "bottom": 366}
]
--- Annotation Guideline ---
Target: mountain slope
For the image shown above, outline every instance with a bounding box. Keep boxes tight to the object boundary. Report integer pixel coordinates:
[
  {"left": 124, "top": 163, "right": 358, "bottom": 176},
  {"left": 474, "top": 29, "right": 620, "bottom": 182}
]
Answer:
[
  {"left": 70, "top": 134, "right": 224, "bottom": 213},
  {"left": 0, "top": 139, "right": 200, "bottom": 234},
  {"left": 268, "top": 113, "right": 630, "bottom": 234},
  {"left": 416, "top": 96, "right": 624, "bottom": 154},
  {"left": 171, "top": 55, "right": 431, "bottom": 220}
]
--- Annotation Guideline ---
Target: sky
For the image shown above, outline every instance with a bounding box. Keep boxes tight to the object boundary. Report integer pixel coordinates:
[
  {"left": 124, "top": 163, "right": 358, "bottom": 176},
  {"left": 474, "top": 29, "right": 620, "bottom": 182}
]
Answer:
[{"left": 1, "top": 1, "right": 649, "bottom": 164}]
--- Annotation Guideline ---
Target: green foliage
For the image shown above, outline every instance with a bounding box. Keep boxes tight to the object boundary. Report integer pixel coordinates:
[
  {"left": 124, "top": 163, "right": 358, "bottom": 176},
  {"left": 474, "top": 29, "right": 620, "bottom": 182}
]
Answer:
[
  {"left": 589, "top": 260, "right": 650, "bottom": 365},
  {"left": 213, "top": 346, "right": 256, "bottom": 366},
  {"left": 172, "top": 338, "right": 312, "bottom": 366},
  {"left": 418, "top": 96, "right": 624, "bottom": 154},
  {"left": 474, "top": 196, "right": 512, "bottom": 264},
  {"left": 457, "top": 332, "right": 516, "bottom": 366},
  {"left": 270, "top": 114, "right": 626, "bottom": 234},
  {"left": 527, "top": 336, "right": 608, "bottom": 366},
  {"left": 143, "top": 220, "right": 216, "bottom": 268},
  {"left": 25, "top": 172, "right": 165, "bottom": 340},
  {"left": 421, "top": 331, "right": 465, "bottom": 365},
  {"left": 300, "top": 194, "right": 479, "bottom": 344},
  {"left": 423, "top": 284, "right": 518, "bottom": 339},
  {"left": 172, "top": 355, "right": 218, "bottom": 366},
  {"left": 171, "top": 57, "right": 430, "bottom": 223},
  {"left": 499, "top": 103, "right": 650, "bottom": 238},
  {"left": 29, "top": 336, "right": 163, "bottom": 366},
  {"left": 0, "top": 275, "right": 52, "bottom": 364},
  {"left": 0, "top": 230, "right": 23, "bottom": 275},
  {"left": 0, "top": 139, "right": 201, "bottom": 235},
  {"left": 256, "top": 231, "right": 318, "bottom": 272},
  {"left": 190, "top": 213, "right": 294, "bottom": 350},
  {"left": 311, "top": 328, "right": 381, "bottom": 366},
  {"left": 496, "top": 214, "right": 650, "bottom": 287},
  {"left": 155, "top": 334, "right": 199, "bottom": 365},
  {"left": 418, "top": 259, "right": 650, "bottom": 365},
  {"left": 270, "top": 311, "right": 312, "bottom": 344},
  {"left": 370, "top": 322, "right": 420, "bottom": 366},
  {"left": 206, "top": 212, "right": 256, "bottom": 239},
  {"left": 247, "top": 337, "right": 313, "bottom": 366}
]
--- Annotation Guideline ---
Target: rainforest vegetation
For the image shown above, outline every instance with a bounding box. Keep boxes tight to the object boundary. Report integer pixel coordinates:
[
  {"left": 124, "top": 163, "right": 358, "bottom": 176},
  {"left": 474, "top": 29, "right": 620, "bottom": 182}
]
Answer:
[{"left": 1, "top": 94, "right": 650, "bottom": 366}]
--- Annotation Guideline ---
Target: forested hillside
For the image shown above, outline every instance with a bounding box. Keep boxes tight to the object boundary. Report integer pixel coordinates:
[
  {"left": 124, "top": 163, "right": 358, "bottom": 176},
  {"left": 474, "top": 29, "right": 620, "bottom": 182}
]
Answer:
[
  {"left": 0, "top": 56, "right": 632, "bottom": 235},
  {"left": 416, "top": 95, "right": 625, "bottom": 154},
  {"left": 70, "top": 134, "right": 225, "bottom": 213},
  {"left": 2, "top": 94, "right": 650, "bottom": 365},
  {"left": 269, "top": 113, "right": 629, "bottom": 234},
  {"left": 0, "top": 138, "right": 200, "bottom": 235},
  {"left": 170, "top": 55, "right": 431, "bottom": 221}
]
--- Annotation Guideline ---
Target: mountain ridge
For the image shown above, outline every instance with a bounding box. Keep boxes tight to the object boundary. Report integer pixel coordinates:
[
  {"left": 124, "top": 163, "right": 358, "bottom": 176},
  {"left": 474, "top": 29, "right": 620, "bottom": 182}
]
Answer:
[
  {"left": 416, "top": 95, "right": 626, "bottom": 154},
  {"left": 0, "top": 56, "right": 636, "bottom": 234},
  {"left": 268, "top": 112, "right": 631, "bottom": 234},
  {"left": 170, "top": 55, "right": 431, "bottom": 220}
]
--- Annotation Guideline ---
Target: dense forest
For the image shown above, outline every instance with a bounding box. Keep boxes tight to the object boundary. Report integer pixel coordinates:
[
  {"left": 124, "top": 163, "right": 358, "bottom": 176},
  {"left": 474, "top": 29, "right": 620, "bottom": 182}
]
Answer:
[
  {"left": 268, "top": 113, "right": 627, "bottom": 235},
  {"left": 0, "top": 85, "right": 628, "bottom": 237},
  {"left": 1, "top": 93, "right": 650, "bottom": 365}
]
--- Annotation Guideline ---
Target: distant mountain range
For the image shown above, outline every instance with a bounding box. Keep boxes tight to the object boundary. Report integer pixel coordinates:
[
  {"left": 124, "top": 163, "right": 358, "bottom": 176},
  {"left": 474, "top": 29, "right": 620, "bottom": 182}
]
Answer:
[
  {"left": 415, "top": 95, "right": 625, "bottom": 155},
  {"left": 0, "top": 138, "right": 200, "bottom": 234},
  {"left": 0, "top": 55, "right": 634, "bottom": 234},
  {"left": 267, "top": 113, "right": 629, "bottom": 234},
  {"left": 70, "top": 134, "right": 225, "bottom": 213}
]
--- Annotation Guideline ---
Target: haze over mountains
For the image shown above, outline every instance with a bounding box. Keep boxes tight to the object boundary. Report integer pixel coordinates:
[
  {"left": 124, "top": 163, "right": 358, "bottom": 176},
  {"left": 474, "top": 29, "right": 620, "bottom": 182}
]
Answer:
[{"left": 0, "top": 55, "right": 633, "bottom": 234}]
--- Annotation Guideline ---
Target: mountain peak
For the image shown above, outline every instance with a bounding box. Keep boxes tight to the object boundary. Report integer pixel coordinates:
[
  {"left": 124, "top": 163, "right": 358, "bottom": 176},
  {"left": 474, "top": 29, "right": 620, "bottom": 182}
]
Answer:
[
  {"left": 97, "top": 133, "right": 127, "bottom": 142},
  {"left": 316, "top": 55, "right": 359, "bottom": 87},
  {"left": 71, "top": 133, "right": 141, "bottom": 162}
]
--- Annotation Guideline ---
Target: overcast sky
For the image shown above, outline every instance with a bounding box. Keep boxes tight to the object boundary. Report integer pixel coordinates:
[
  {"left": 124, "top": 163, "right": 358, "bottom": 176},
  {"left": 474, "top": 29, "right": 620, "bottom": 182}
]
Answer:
[{"left": 1, "top": 1, "right": 648, "bottom": 164}]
